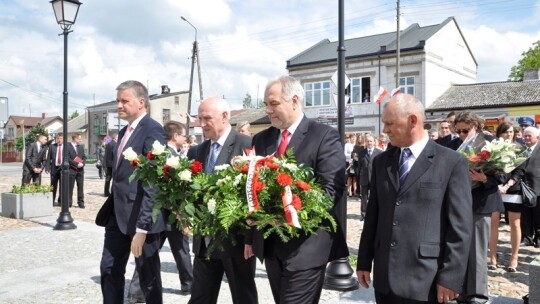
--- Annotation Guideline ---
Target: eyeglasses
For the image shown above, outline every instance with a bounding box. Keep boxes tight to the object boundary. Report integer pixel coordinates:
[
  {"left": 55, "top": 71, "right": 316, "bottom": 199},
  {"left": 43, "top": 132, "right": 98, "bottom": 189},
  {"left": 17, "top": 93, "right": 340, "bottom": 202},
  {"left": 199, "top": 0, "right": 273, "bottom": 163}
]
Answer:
[
  {"left": 440, "top": 126, "right": 450, "bottom": 129},
  {"left": 455, "top": 128, "right": 471, "bottom": 134}
]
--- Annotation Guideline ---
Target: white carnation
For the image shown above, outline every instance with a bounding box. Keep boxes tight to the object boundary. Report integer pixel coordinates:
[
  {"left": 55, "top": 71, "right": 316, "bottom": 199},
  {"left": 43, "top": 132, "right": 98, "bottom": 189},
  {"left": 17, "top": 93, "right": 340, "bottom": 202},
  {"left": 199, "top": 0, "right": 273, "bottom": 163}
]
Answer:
[
  {"left": 207, "top": 198, "right": 217, "bottom": 214},
  {"left": 151, "top": 140, "right": 166, "bottom": 155},
  {"left": 122, "top": 147, "right": 138, "bottom": 161},
  {"left": 233, "top": 174, "right": 243, "bottom": 187},
  {"left": 214, "top": 164, "right": 230, "bottom": 171}
]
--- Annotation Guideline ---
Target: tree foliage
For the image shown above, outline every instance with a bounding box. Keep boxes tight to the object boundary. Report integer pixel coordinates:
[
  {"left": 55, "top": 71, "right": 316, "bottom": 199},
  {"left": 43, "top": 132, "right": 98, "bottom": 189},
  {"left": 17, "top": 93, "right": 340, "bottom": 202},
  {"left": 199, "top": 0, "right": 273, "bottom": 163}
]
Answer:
[
  {"left": 509, "top": 41, "right": 540, "bottom": 81},
  {"left": 15, "top": 123, "right": 49, "bottom": 151},
  {"left": 242, "top": 93, "right": 253, "bottom": 109},
  {"left": 70, "top": 110, "right": 79, "bottom": 119}
]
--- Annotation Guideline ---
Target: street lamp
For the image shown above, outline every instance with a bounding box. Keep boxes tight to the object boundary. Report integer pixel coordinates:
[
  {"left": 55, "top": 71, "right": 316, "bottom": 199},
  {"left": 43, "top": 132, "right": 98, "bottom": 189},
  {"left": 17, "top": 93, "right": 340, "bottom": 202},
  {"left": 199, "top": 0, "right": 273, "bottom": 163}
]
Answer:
[
  {"left": 51, "top": 0, "right": 82, "bottom": 230},
  {"left": 181, "top": 16, "right": 197, "bottom": 136}
]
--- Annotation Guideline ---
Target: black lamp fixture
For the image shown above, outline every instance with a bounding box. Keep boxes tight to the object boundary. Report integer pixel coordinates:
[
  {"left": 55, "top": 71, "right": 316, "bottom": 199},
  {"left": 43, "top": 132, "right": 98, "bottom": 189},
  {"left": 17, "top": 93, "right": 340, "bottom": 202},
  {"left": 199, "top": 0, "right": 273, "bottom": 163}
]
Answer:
[
  {"left": 51, "top": 0, "right": 82, "bottom": 231},
  {"left": 181, "top": 16, "right": 197, "bottom": 136}
]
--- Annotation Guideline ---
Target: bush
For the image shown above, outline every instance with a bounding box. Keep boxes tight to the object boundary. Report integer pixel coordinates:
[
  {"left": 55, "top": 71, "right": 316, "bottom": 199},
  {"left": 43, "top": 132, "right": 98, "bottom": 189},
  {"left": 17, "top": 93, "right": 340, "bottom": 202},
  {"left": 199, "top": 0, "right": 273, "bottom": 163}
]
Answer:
[{"left": 11, "top": 184, "right": 53, "bottom": 194}]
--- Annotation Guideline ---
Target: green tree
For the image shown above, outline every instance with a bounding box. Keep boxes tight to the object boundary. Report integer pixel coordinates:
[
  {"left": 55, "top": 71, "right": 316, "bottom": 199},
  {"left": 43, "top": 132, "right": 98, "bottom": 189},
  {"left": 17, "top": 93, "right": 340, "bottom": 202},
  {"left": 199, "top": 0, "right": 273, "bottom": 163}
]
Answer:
[
  {"left": 509, "top": 41, "right": 540, "bottom": 81},
  {"left": 242, "top": 93, "right": 253, "bottom": 109},
  {"left": 70, "top": 110, "right": 79, "bottom": 119},
  {"left": 15, "top": 123, "right": 49, "bottom": 151}
]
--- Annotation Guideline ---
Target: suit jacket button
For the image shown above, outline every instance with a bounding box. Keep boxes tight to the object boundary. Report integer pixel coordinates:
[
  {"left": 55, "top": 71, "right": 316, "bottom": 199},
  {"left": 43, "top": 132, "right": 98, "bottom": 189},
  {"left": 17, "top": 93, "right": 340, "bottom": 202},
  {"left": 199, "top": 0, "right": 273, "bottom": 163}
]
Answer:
[
  {"left": 393, "top": 220, "right": 398, "bottom": 226},
  {"left": 395, "top": 201, "right": 401, "bottom": 206},
  {"left": 390, "top": 241, "right": 397, "bottom": 247}
]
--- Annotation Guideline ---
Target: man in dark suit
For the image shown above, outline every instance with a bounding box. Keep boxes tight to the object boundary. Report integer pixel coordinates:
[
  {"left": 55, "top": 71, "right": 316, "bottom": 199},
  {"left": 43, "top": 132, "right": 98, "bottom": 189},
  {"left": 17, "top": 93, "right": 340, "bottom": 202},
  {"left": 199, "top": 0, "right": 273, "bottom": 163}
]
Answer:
[
  {"left": 187, "top": 96, "right": 257, "bottom": 304},
  {"left": 103, "top": 134, "right": 117, "bottom": 196},
  {"left": 66, "top": 133, "right": 86, "bottom": 208},
  {"left": 45, "top": 133, "right": 64, "bottom": 206},
  {"left": 251, "top": 76, "right": 349, "bottom": 303},
  {"left": 357, "top": 134, "right": 382, "bottom": 220},
  {"left": 357, "top": 94, "right": 473, "bottom": 303},
  {"left": 97, "top": 80, "right": 168, "bottom": 304},
  {"left": 22, "top": 134, "right": 47, "bottom": 185},
  {"left": 519, "top": 126, "right": 540, "bottom": 247},
  {"left": 128, "top": 121, "right": 193, "bottom": 301}
]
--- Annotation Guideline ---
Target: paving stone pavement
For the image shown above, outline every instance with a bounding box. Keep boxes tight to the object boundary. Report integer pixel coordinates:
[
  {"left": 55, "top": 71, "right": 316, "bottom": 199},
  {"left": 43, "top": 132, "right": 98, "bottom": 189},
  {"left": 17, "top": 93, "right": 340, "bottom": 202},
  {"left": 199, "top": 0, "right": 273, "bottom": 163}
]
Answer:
[{"left": 0, "top": 162, "right": 536, "bottom": 303}]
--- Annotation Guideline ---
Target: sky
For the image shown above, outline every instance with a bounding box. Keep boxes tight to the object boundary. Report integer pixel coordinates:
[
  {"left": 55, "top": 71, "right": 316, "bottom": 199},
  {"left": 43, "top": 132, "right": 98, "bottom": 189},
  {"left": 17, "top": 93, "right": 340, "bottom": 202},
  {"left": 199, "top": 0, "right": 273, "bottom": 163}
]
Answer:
[{"left": 1, "top": 0, "right": 539, "bottom": 120}]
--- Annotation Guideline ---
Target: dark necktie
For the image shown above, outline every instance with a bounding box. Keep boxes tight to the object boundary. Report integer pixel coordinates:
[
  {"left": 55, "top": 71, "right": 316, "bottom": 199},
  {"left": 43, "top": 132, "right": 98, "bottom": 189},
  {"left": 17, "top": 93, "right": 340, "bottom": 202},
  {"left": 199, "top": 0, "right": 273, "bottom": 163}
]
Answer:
[
  {"left": 398, "top": 148, "right": 412, "bottom": 187},
  {"left": 368, "top": 149, "right": 372, "bottom": 157},
  {"left": 277, "top": 130, "right": 290, "bottom": 157},
  {"left": 527, "top": 147, "right": 533, "bottom": 157},
  {"left": 206, "top": 142, "right": 221, "bottom": 173}
]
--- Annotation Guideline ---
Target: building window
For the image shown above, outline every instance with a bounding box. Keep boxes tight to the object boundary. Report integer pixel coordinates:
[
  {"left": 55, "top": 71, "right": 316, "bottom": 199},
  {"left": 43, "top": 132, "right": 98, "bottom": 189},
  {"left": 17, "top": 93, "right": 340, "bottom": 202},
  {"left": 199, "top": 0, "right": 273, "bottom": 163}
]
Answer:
[
  {"left": 163, "top": 109, "right": 171, "bottom": 122},
  {"left": 350, "top": 77, "right": 371, "bottom": 103},
  {"left": 8, "top": 127, "right": 14, "bottom": 138},
  {"left": 304, "top": 81, "right": 330, "bottom": 107},
  {"left": 399, "top": 76, "right": 415, "bottom": 95},
  {"left": 174, "top": 96, "right": 179, "bottom": 105}
]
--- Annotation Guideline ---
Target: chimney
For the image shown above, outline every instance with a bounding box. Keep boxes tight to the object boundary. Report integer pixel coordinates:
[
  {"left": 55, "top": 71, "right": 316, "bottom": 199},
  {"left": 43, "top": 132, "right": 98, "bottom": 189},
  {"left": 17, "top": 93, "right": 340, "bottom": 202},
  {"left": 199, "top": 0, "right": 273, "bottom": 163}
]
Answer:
[
  {"left": 523, "top": 69, "right": 540, "bottom": 81},
  {"left": 161, "top": 85, "right": 170, "bottom": 94},
  {"left": 42, "top": 113, "right": 47, "bottom": 119}
]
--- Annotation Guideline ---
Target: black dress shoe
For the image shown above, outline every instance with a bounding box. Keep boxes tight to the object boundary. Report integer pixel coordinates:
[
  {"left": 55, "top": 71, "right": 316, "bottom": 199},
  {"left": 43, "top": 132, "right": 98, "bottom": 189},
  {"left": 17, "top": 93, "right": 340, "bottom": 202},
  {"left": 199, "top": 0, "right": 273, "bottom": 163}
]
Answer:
[{"left": 78, "top": 205, "right": 85, "bottom": 209}]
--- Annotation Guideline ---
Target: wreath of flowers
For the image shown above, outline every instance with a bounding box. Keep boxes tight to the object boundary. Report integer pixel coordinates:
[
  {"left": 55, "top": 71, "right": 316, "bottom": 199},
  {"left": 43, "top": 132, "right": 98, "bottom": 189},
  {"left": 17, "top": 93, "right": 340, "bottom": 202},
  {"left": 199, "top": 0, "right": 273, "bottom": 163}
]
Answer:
[
  {"left": 124, "top": 140, "right": 205, "bottom": 229},
  {"left": 192, "top": 149, "right": 337, "bottom": 246}
]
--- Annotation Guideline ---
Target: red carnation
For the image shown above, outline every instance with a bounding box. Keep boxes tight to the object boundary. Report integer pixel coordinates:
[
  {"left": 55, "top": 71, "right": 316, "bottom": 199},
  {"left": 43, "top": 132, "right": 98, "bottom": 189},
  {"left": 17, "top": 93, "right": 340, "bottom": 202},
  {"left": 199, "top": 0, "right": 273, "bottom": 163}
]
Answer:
[
  {"left": 291, "top": 194, "right": 302, "bottom": 210},
  {"left": 190, "top": 160, "right": 203, "bottom": 174},
  {"left": 277, "top": 173, "right": 293, "bottom": 186},
  {"left": 252, "top": 173, "right": 265, "bottom": 192},
  {"left": 265, "top": 159, "right": 280, "bottom": 170},
  {"left": 146, "top": 152, "right": 155, "bottom": 160},
  {"left": 477, "top": 150, "right": 491, "bottom": 160},
  {"left": 162, "top": 165, "right": 171, "bottom": 179},
  {"left": 296, "top": 181, "right": 311, "bottom": 191}
]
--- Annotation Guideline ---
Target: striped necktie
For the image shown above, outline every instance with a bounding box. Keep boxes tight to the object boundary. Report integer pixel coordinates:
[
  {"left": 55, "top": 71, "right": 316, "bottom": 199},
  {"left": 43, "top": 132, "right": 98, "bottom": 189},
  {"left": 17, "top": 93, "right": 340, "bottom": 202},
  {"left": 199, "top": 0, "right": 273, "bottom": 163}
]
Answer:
[{"left": 398, "top": 148, "right": 412, "bottom": 187}]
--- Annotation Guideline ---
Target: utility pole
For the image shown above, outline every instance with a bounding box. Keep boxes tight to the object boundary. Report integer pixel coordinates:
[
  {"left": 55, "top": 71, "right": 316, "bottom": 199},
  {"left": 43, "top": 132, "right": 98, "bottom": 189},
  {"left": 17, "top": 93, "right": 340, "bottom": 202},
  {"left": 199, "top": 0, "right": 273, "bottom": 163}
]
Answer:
[
  {"left": 396, "top": 0, "right": 401, "bottom": 87},
  {"left": 196, "top": 42, "right": 203, "bottom": 100}
]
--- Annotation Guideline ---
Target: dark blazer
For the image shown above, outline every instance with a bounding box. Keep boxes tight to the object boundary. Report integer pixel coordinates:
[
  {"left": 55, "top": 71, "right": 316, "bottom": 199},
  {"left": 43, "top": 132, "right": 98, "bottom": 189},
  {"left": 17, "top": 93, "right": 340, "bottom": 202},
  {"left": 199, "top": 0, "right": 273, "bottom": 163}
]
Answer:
[
  {"left": 251, "top": 116, "right": 349, "bottom": 271},
  {"left": 436, "top": 133, "right": 457, "bottom": 148},
  {"left": 357, "top": 140, "right": 473, "bottom": 302},
  {"left": 66, "top": 143, "right": 86, "bottom": 171},
  {"left": 188, "top": 129, "right": 252, "bottom": 258},
  {"left": 104, "top": 115, "right": 168, "bottom": 235},
  {"left": 104, "top": 139, "right": 116, "bottom": 169},
  {"left": 358, "top": 147, "right": 382, "bottom": 186},
  {"left": 45, "top": 143, "right": 62, "bottom": 173},
  {"left": 23, "top": 142, "right": 46, "bottom": 173}
]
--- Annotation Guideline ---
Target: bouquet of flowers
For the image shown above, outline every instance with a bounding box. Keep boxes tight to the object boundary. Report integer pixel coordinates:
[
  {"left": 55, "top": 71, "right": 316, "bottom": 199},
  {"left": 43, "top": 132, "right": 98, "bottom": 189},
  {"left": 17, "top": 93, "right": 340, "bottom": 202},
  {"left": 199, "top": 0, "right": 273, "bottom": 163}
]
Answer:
[
  {"left": 458, "top": 136, "right": 526, "bottom": 187},
  {"left": 124, "top": 140, "right": 205, "bottom": 229},
  {"left": 191, "top": 149, "right": 337, "bottom": 250}
]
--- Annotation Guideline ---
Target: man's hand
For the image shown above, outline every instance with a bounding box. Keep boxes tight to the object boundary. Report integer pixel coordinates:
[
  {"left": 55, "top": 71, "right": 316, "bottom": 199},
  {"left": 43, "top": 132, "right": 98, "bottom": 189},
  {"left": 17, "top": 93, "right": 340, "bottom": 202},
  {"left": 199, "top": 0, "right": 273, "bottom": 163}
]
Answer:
[
  {"left": 131, "top": 233, "right": 147, "bottom": 258},
  {"left": 436, "top": 284, "right": 459, "bottom": 303},
  {"left": 244, "top": 244, "right": 254, "bottom": 260},
  {"left": 77, "top": 162, "right": 84, "bottom": 168},
  {"left": 356, "top": 270, "right": 371, "bottom": 288}
]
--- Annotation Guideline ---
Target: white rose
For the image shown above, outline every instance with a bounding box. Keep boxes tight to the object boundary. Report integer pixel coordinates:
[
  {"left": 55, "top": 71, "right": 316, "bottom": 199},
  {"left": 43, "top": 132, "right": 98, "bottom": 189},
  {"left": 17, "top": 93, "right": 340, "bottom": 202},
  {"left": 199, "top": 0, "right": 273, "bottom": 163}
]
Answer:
[
  {"left": 179, "top": 169, "right": 192, "bottom": 181},
  {"left": 207, "top": 198, "right": 217, "bottom": 214},
  {"left": 122, "top": 147, "right": 138, "bottom": 161},
  {"left": 166, "top": 156, "right": 180, "bottom": 169},
  {"left": 151, "top": 140, "right": 166, "bottom": 155}
]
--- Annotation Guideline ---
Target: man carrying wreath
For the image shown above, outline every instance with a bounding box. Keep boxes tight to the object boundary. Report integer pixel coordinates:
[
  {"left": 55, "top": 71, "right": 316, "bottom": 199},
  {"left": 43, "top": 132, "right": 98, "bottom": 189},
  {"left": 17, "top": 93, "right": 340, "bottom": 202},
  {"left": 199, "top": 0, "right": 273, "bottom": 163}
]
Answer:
[
  {"left": 187, "top": 96, "right": 258, "bottom": 304},
  {"left": 251, "top": 75, "right": 349, "bottom": 303}
]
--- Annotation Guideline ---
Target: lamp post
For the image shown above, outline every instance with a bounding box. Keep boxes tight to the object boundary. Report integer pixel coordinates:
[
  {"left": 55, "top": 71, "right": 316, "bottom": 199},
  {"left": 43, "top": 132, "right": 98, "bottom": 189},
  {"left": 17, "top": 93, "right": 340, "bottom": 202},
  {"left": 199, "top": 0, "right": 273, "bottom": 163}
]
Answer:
[
  {"left": 181, "top": 16, "right": 197, "bottom": 136},
  {"left": 51, "top": 0, "right": 82, "bottom": 230}
]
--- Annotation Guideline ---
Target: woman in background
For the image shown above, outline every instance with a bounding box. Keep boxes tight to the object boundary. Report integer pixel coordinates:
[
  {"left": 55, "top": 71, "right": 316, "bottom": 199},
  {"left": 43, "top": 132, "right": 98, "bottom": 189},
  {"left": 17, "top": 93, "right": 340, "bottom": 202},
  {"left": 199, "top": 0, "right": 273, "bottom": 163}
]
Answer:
[{"left": 489, "top": 122, "right": 526, "bottom": 272}]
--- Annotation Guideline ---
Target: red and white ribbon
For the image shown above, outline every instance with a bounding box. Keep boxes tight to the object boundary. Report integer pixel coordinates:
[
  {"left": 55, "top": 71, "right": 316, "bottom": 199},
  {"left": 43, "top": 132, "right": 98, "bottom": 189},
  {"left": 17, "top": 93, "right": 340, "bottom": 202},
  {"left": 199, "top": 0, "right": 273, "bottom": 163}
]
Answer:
[{"left": 282, "top": 186, "right": 301, "bottom": 228}]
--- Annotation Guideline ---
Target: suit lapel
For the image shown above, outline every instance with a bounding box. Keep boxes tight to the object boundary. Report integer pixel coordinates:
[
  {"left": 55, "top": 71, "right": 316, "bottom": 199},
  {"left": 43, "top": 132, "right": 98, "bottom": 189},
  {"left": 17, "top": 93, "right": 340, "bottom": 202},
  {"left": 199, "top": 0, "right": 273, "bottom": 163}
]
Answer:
[
  {"left": 288, "top": 116, "right": 309, "bottom": 156},
  {"left": 216, "top": 131, "right": 238, "bottom": 166},
  {"left": 386, "top": 148, "right": 400, "bottom": 191},
  {"left": 399, "top": 140, "right": 436, "bottom": 193}
]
